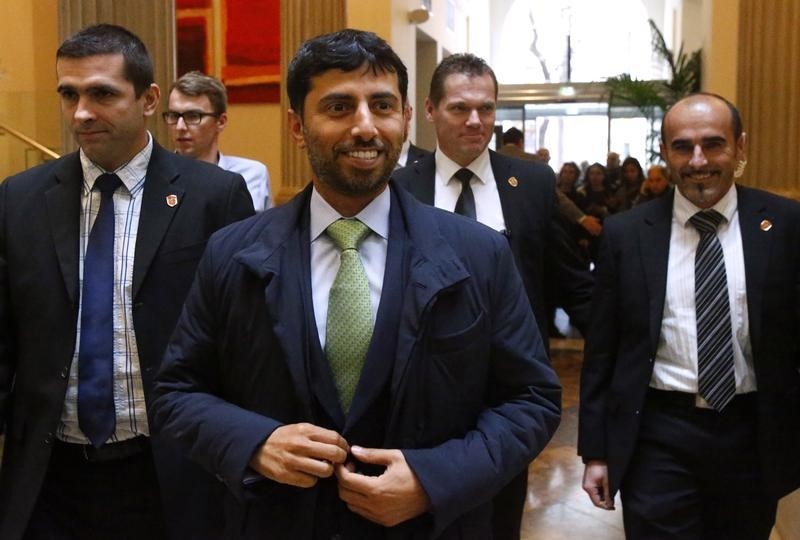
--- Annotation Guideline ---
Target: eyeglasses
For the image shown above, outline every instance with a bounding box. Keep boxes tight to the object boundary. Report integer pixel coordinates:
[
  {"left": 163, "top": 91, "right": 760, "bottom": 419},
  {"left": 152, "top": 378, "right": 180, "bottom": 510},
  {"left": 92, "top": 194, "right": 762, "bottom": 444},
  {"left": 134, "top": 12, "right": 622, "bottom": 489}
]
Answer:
[{"left": 162, "top": 111, "right": 220, "bottom": 125}]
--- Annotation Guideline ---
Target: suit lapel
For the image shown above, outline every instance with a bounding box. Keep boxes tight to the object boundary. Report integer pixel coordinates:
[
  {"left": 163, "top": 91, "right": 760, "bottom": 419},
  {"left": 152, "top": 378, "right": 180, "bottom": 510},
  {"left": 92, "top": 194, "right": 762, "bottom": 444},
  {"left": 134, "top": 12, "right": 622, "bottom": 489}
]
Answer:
[
  {"left": 397, "top": 152, "right": 436, "bottom": 204},
  {"left": 640, "top": 192, "right": 674, "bottom": 353},
  {"left": 132, "top": 145, "right": 184, "bottom": 299},
  {"left": 490, "top": 151, "right": 520, "bottom": 237},
  {"left": 737, "top": 186, "right": 771, "bottom": 352},
  {"left": 47, "top": 154, "right": 84, "bottom": 304}
]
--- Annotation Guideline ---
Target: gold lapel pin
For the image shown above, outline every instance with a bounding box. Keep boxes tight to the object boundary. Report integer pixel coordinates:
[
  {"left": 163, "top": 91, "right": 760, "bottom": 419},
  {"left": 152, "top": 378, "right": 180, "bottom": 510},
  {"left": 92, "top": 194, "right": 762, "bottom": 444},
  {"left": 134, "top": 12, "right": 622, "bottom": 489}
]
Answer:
[
  {"left": 166, "top": 194, "right": 178, "bottom": 208},
  {"left": 760, "top": 219, "right": 772, "bottom": 231},
  {"left": 508, "top": 176, "right": 519, "bottom": 187}
]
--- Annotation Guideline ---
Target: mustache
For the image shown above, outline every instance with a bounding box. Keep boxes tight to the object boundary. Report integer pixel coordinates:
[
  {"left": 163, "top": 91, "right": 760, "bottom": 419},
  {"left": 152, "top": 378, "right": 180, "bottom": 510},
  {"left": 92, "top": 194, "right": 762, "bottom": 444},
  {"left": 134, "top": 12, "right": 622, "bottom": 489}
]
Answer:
[{"left": 335, "top": 140, "right": 386, "bottom": 153}]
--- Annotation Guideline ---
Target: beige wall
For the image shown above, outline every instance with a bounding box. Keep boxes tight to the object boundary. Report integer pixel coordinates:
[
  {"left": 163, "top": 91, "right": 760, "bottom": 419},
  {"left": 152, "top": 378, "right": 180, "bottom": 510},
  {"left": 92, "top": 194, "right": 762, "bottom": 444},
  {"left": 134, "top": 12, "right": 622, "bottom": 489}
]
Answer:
[
  {"left": 701, "top": 0, "right": 739, "bottom": 101},
  {"left": 0, "top": 0, "right": 60, "bottom": 179},
  {"left": 222, "top": 104, "right": 282, "bottom": 198}
]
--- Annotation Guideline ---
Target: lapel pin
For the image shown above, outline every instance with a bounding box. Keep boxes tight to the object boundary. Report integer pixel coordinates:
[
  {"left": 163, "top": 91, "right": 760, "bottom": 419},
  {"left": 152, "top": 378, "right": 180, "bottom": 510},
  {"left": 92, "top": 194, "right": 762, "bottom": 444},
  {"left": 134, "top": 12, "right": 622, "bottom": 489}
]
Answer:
[
  {"left": 166, "top": 194, "right": 178, "bottom": 208},
  {"left": 508, "top": 176, "right": 519, "bottom": 187},
  {"left": 760, "top": 219, "right": 772, "bottom": 231}
]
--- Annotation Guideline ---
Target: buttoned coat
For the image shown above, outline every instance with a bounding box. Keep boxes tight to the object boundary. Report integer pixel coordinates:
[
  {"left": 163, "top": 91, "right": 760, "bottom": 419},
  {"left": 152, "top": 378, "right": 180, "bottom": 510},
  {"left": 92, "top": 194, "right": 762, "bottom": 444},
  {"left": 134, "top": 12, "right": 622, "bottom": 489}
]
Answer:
[{"left": 150, "top": 182, "right": 561, "bottom": 539}]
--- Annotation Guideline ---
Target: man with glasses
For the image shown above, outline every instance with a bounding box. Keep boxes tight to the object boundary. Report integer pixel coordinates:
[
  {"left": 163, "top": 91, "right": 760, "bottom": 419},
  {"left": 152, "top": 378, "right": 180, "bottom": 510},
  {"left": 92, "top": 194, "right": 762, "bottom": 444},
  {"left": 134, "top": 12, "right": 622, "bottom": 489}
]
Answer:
[{"left": 165, "top": 71, "right": 271, "bottom": 210}]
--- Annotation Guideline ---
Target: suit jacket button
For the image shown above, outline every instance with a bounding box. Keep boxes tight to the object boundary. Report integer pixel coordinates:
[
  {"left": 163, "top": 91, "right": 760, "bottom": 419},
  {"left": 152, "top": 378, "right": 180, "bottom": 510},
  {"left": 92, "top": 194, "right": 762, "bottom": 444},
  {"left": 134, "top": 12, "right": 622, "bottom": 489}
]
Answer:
[
  {"left": 60, "top": 366, "right": 69, "bottom": 378},
  {"left": 44, "top": 433, "right": 54, "bottom": 445}
]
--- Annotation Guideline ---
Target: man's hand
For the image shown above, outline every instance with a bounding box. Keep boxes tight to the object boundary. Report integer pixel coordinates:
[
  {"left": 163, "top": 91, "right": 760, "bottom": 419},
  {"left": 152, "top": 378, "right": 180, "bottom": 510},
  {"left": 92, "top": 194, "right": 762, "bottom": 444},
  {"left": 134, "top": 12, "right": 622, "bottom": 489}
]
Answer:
[
  {"left": 335, "top": 446, "right": 431, "bottom": 527},
  {"left": 249, "top": 423, "right": 349, "bottom": 488},
  {"left": 579, "top": 215, "right": 603, "bottom": 236},
  {"left": 582, "top": 459, "right": 615, "bottom": 510}
]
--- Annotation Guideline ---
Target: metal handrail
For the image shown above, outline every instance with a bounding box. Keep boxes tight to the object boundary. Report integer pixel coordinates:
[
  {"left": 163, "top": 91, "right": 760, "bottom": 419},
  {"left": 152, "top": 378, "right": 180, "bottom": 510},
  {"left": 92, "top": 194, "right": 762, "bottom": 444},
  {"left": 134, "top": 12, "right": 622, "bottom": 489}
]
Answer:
[{"left": 0, "top": 122, "right": 60, "bottom": 160}]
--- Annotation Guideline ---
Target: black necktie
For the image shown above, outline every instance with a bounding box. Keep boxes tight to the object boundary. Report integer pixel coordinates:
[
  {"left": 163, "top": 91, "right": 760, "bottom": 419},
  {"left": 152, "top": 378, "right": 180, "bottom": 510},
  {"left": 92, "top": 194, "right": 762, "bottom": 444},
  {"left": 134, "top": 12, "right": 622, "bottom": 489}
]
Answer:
[
  {"left": 689, "top": 209, "right": 736, "bottom": 411},
  {"left": 453, "top": 168, "right": 476, "bottom": 219},
  {"left": 78, "top": 173, "right": 121, "bottom": 447}
]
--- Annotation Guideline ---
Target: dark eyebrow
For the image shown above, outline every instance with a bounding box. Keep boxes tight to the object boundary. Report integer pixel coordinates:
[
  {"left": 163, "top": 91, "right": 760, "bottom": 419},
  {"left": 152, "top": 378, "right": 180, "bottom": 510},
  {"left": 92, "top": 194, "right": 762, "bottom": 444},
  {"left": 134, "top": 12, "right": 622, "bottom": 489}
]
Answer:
[
  {"left": 670, "top": 135, "right": 728, "bottom": 149},
  {"left": 369, "top": 91, "right": 400, "bottom": 102}
]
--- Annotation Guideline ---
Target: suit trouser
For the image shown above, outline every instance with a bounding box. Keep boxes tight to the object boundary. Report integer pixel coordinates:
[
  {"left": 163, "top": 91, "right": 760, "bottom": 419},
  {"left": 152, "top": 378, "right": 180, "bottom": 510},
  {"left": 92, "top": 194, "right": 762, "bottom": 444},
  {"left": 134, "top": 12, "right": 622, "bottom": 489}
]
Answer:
[
  {"left": 24, "top": 437, "right": 167, "bottom": 540},
  {"left": 620, "top": 389, "right": 777, "bottom": 540}
]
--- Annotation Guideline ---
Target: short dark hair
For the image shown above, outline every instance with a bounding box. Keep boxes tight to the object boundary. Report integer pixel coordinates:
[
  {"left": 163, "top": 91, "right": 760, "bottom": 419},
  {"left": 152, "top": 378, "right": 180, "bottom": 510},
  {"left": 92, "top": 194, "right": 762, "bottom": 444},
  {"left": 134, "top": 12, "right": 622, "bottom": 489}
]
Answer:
[
  {"left": 287, "top": 29, "right": 408, "bottom": 118},
  {"left": 428, "top": 53, "right": 498, "bottom": 106},
  {"left": 57, "top": 24, "right": 154, "bottom": 97},
  {"left": 171, "top": 71, "right": 228, "bottom": 114},
  {"left": 661, "top": 92, "right": 743, "bottom": 142},
  {"left": 503, "top": 127, "right": 524, "bottom": 145}
]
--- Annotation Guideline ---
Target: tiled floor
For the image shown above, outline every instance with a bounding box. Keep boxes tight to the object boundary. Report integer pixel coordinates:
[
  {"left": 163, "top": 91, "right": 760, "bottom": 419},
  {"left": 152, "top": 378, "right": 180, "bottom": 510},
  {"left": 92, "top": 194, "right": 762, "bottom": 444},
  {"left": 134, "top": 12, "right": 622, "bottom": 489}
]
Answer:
[{"left": 521, "top": 339, "right": 625, "bottom": 540}]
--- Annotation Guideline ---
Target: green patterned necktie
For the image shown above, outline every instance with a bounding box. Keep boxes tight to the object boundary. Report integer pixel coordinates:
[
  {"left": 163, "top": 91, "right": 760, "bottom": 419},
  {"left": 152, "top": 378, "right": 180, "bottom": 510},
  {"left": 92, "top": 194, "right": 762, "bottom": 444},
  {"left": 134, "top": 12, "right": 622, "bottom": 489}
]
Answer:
[{"left": 325, "top": 218, "right": 373, "bottom": 413}]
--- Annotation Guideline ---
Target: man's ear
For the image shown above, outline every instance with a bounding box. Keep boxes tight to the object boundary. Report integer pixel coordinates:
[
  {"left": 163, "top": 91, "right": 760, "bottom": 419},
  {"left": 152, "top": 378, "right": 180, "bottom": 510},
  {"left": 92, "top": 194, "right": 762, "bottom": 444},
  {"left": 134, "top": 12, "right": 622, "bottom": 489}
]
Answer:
[
  {"left": 288, "top": 109, "right": 306, "bottom": 149},
  {"left": 424, "top": 97, "right": 435, "bottom": 123},
  {"left": 217, "top": 112, "right": 228, "bottom": 133},
  {"left": 403, "top": 102, "right": 412, "bottom": 142},
  {"left": 142, "top": 83, "right": 161, "bottom": 117},
  {"left": 736, "top": 131, "right": 747, "bottom": 161}
]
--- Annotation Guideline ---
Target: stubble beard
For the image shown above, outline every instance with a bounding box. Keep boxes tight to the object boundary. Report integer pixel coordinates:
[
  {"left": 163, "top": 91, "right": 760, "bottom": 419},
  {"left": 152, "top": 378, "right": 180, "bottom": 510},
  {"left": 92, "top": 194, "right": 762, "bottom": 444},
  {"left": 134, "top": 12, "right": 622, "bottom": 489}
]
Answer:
[{"left": 305, "top": 129, "right": 403, "bottom": 197}]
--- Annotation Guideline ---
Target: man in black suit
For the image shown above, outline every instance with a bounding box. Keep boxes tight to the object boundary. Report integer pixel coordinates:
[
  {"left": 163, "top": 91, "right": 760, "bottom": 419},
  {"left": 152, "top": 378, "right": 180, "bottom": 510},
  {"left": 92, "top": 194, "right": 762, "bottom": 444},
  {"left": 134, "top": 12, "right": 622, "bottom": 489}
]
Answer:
[
  {"left": 579, "top": 93, "right": 800, "bottom": 539},
  {"left": 0, "top": 24, "right": 254, "bottom": 540},
  {"left": 392, "top": 52, "right": 593, "bottom": 540}
]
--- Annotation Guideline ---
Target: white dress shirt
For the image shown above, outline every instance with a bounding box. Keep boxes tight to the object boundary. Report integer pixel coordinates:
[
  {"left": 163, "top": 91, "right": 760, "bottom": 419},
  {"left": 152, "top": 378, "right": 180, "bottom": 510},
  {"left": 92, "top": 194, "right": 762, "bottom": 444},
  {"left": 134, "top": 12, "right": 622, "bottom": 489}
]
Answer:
[
  {"left": 433, "top": 147, "right": 506, "bottom": 233},
  {"left": 58, "top": 133, "right": 152, "bottom": 444},
  {"left": 310, "top": 186, "right": 390, "bottom": 348},
  {"left": 650, "top": 184, "right": 757, "bottom": 395},
  {"left": 218, "top": 152, "right": 271, "bottom": 211}
]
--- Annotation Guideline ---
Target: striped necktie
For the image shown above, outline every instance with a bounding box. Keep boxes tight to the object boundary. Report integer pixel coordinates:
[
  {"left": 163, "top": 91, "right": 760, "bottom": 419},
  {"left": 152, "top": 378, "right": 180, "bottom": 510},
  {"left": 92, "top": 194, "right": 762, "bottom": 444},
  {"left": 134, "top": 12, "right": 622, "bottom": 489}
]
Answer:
[{"left": 689, "top": 209, "right": 736, "bottom": 411}]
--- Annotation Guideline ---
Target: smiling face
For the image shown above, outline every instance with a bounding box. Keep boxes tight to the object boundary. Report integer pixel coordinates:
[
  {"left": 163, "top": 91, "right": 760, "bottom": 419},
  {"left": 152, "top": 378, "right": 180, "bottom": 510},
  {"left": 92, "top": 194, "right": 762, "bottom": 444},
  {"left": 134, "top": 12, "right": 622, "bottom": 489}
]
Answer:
[
  {"left": 57, "top": 53, "right": 159, "bottom": 171},
  {"left": 288, "top": 64, "right": 407, "bottom": 215},
  {"left": 425, "top": 72, "right": 496, "bottom": 167},
  {"left": 660, "top": 95, "right": 746, "bottom": 209}
]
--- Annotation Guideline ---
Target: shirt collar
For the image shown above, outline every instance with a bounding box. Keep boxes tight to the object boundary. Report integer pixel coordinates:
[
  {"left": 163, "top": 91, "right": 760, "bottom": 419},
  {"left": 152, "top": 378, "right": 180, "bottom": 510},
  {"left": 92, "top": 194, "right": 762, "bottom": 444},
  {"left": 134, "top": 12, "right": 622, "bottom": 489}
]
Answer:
[
  {"left": 310, "top": 184, "right": 391, "bottom": 242},
  {"left": 673, "top": 181, "right": 738, "bottom": 227},
  {"left": 79, "top": 131, "right": 153, "bottom": 193},
  {"left": 435, "top": 146, "right": 492, "bottom": 187}
]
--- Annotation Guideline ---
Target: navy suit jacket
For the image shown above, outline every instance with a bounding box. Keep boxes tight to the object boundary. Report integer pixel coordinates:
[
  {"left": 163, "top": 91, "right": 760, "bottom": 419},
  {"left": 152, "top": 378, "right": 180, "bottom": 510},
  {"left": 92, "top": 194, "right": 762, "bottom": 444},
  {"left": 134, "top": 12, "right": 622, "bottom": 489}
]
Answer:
[
  {"left": 392, "top": 150, "right": 594, "bottom": 341},
  {"left": 578, "top": 186, "right": 800, "bottom": 498},
  {"left": 0, "top": 143, "right": 255, "bottom": 540},
  {"left": 150, "top": 182, "right": 561, "bottom": 539}
]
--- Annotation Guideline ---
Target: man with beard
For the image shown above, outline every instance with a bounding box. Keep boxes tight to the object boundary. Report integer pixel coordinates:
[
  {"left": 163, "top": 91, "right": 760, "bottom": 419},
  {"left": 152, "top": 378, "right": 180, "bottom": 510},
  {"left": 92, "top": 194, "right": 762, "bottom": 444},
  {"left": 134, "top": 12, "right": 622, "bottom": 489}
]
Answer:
[
  {"left": 579, "top": 93, "right": 800, "bottom": 539},
  {"left": 150, "top": 29, "right": 561, "bottom": 539}
]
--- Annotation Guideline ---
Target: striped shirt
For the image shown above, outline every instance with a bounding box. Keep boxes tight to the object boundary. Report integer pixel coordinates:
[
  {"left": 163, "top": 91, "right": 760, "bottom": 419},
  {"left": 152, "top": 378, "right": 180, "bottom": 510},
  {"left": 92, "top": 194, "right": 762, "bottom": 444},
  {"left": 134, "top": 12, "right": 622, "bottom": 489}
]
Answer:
[{"left": 57, "top": 135, "right": 152, "bottom": 444}]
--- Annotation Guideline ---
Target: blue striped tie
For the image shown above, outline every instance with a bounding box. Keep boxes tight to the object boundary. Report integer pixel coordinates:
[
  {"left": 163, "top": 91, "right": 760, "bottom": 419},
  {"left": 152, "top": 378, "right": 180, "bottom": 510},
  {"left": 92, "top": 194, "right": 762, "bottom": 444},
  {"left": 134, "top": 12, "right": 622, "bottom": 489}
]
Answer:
[
  {"left": 690, "top": 209, "right": 736, "bottom": 411},
  {"left": 78, "top": 173, "right": 121, "bottom": 447}
]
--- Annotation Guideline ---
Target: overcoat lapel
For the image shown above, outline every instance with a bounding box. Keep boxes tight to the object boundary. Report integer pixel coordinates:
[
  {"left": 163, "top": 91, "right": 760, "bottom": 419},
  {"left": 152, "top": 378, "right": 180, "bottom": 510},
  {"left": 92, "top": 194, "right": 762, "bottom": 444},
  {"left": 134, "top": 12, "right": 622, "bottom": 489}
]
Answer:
[
  {"left": 133, "top": 145, "right": 184, "bottom": 298},
  {"left": 233, "top": 187, "right": 321, "bottom": 423},
  {"left": 48, "top": 154, "right": 84, "bottom": 304},
  {"left": 345, "top": 190, "right": 407, "bottom": 429}
]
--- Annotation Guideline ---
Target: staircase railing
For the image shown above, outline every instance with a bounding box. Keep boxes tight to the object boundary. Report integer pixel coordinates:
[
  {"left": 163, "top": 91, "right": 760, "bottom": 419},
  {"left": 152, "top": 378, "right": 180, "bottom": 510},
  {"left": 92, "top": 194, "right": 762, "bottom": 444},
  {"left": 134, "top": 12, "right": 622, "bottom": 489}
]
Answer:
[{"left": 0, "top": 121, "right": 60, "bottom": 161}]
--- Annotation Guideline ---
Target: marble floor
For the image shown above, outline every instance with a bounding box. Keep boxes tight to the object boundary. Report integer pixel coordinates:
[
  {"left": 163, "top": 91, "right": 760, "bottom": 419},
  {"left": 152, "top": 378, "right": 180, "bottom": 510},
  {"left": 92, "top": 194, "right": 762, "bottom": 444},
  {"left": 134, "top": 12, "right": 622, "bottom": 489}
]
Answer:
[{"left": 521, "top": 338, "right": 625, "bottom": 540}]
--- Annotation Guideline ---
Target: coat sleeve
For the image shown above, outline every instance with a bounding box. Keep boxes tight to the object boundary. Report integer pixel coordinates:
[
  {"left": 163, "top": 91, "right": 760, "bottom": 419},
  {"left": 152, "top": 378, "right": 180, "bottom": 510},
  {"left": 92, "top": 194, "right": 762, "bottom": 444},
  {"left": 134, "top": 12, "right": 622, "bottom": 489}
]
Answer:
[
  {"left": 577, "top": 220, "right": 622, "bottom": 461},
  {"left": 149, "top": 235, "right": 280, "bottom": 502},
  {"left": 222, "top": 171, "right": 257, "bottom": 224},
  {"left": 0, "top": 180, "right": 13, "bottom": 433},
  {"left": 402, "top": 237, "right": 561, "bottom": 536}
]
